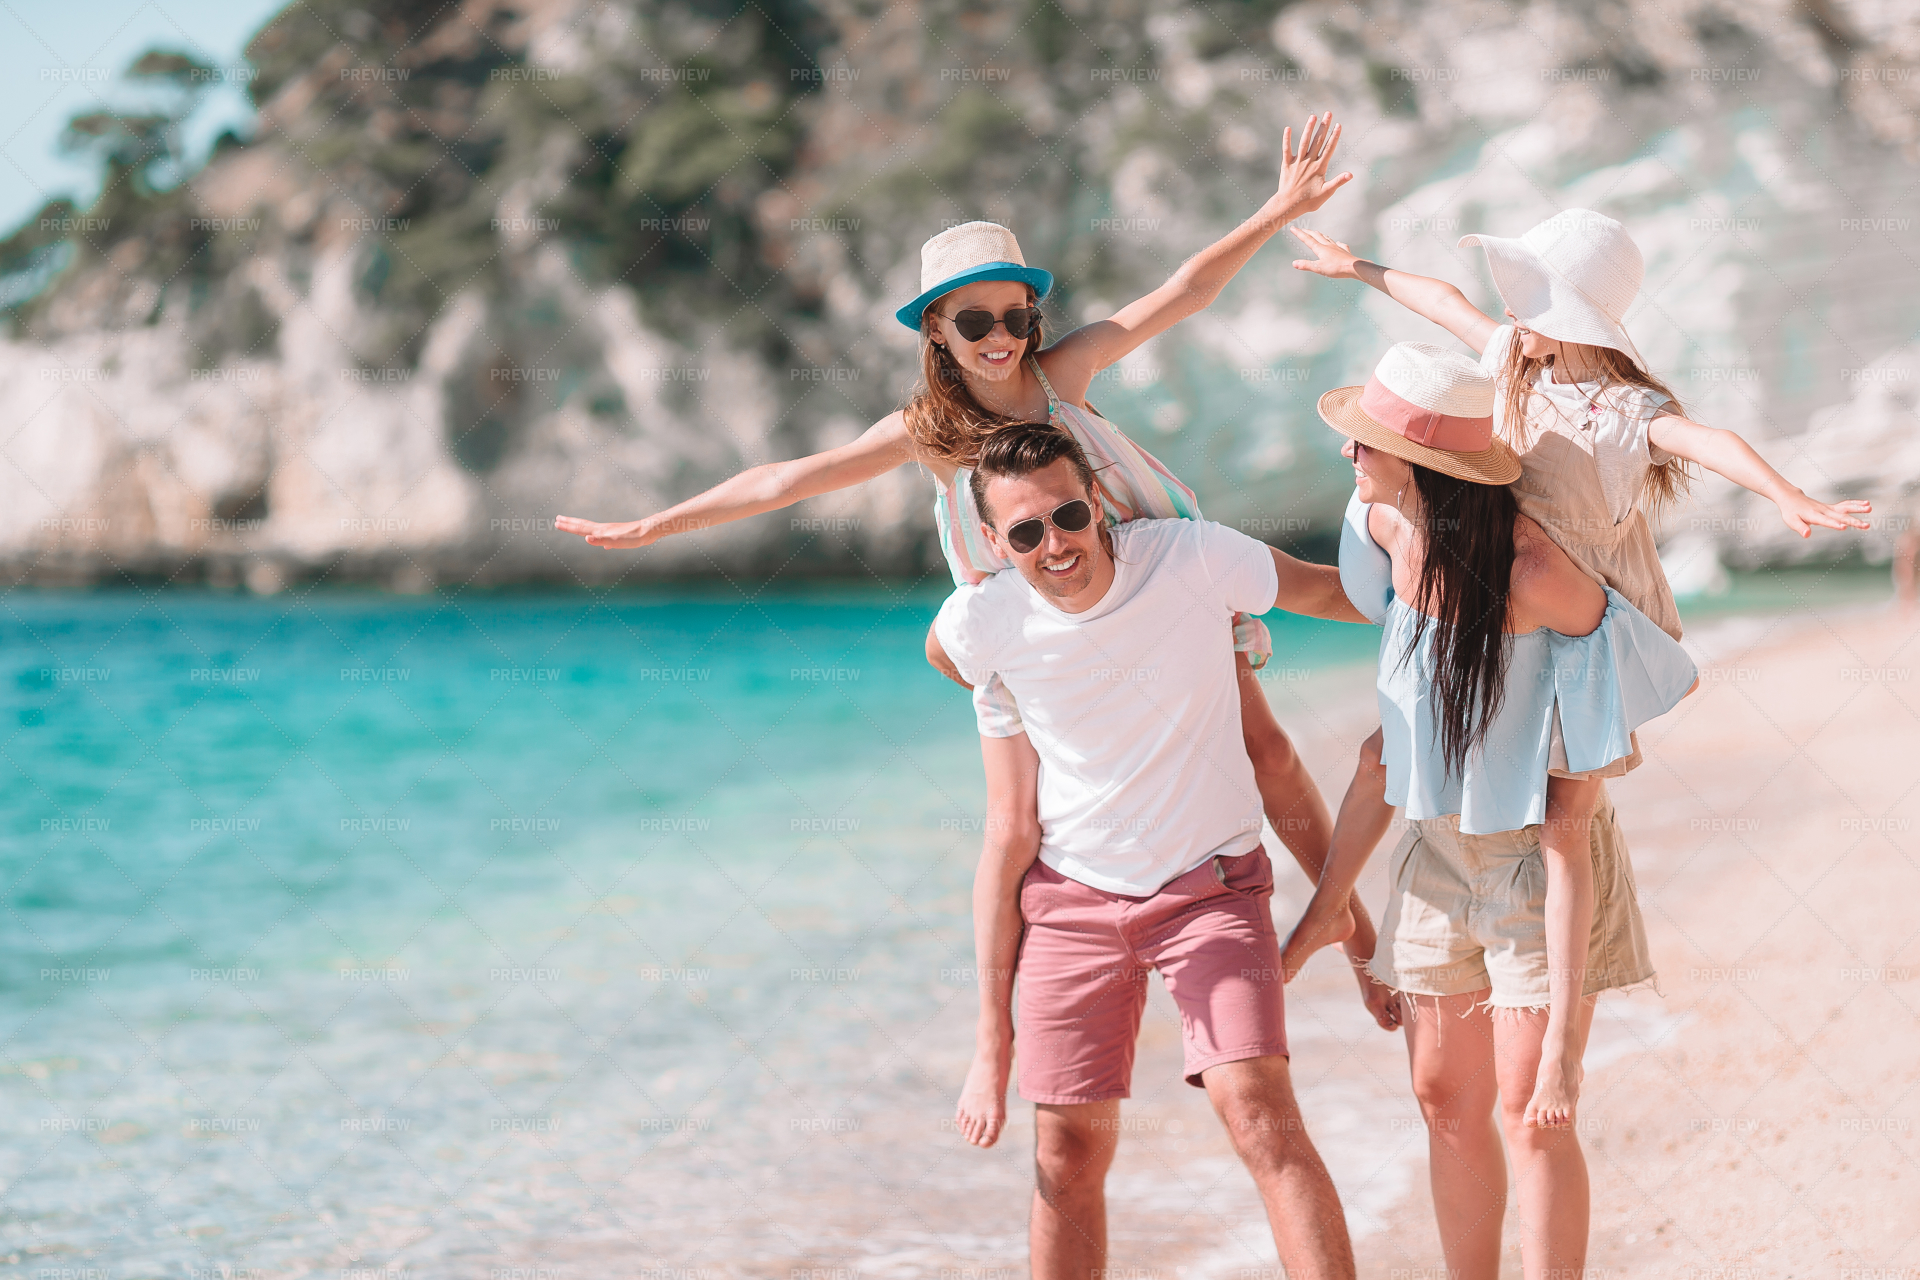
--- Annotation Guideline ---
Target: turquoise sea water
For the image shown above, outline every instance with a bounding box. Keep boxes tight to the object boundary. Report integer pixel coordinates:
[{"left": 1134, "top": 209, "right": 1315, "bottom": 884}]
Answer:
[
  {"left": 0, "top": 585, "right": 1384, "bottom": 1276},
  {"left": 0, "top": 570, "right": 1889, "bottom": 1275}
]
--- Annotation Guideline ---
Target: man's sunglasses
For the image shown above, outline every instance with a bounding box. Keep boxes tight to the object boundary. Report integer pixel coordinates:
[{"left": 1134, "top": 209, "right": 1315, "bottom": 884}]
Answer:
[
  {"left": 935, "top": 306, "right": 1041, "bottom": 342},
  {"left": 1003, "top": 499, "right": 1095, "bottom": 555}
]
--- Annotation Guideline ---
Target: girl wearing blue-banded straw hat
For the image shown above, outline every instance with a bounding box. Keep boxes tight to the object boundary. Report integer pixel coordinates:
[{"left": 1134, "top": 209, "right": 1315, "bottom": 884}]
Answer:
[{"left": 557, "top": 112, "right": 1391, "bottom": 1148}]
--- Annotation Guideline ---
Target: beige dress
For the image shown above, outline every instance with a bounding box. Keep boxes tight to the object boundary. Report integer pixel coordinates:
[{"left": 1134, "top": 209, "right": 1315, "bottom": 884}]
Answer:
[{"left": 1480, "top": 326, "right": 1686, "bottom": 779}]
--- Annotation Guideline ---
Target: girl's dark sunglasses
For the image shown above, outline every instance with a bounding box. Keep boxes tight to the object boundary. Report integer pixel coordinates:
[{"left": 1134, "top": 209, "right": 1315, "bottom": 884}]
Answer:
[
  {"left": 938, "top": 306, "right": 1041, "bottom": 342},
  {"left": 1003, "top": 499, "right": 1094, "bottom": 554}
]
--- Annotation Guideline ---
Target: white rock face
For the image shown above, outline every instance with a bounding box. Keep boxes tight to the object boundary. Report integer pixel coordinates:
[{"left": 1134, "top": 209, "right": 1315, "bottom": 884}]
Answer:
[{"left": 1, "top": 0, "right": 1915, "bottom": 586}]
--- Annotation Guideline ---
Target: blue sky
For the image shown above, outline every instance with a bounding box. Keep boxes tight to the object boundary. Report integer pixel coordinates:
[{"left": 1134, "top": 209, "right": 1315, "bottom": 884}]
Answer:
[{"left": 0, "top": 0, "right": 288, "bottom": 234}]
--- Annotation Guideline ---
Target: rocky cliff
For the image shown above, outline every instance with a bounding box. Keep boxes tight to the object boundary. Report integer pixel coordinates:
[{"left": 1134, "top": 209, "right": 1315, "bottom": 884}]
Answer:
[{"left": 1, "top": 0, "right": 1915, "bottom": 590}]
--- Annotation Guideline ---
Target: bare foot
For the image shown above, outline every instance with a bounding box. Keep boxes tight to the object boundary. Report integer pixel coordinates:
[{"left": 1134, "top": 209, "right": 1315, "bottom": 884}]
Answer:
[
  {"left": 1279, "top": 898, "right": 1356, "bottom": 980},
  {"left": 955, "top": 1041, "right": 1012, "bottom": 1148},
  {"left": 1524, "top": 1054, "right": 1582, "bottom": 1128}
]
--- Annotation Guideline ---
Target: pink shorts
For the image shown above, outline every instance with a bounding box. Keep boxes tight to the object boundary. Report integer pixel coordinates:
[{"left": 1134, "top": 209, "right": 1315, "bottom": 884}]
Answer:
[{"left": 1015, "top": 845, "right": 1290, "bottom": 1105}]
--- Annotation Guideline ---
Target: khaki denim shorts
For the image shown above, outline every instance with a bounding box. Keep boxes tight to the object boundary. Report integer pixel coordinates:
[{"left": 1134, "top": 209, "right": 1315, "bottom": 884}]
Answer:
[{"left": 1367, "top": 787, "right": 1655, "bottom": 1009}]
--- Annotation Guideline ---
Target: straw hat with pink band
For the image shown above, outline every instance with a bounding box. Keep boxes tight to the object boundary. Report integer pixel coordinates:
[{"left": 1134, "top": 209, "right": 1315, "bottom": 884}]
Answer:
[{"left": 1318, "top": 342, "right": 1521, "bottom": 486}]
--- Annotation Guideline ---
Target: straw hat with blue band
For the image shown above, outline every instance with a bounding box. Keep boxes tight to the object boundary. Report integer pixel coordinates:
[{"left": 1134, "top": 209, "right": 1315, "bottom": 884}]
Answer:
[{"left": 895, "top": 221, "right": 1054, "bottom": 330}]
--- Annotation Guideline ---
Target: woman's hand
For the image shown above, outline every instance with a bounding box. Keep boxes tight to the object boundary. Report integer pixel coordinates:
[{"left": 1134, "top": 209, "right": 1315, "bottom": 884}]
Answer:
[
  {"left": 554, "top": 514, "right": 673, "bottom": 549},
  {"left": 1272, "top": 112, "right": 1351, "bottom": 218},
  {"left": 1772, "top": 486, "right": 1873, "bottom": 538},
  {"left": 1289, "top": 227, "right": 1364, "bottom": 280},
  {"left": 1350, "top": 961, "right": 1403, "bottom": 1031}
]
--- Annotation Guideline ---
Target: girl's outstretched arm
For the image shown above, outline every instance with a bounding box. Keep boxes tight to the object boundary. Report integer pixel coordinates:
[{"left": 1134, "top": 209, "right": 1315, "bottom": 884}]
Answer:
[
  {"left": 1647, "top": 413, "right": 1872, "bottom": 538},
  {"left": 955, "top": 731, "right": 1042, "bottom": 1149},
  {"left": 1525, "top": 774, "right": 1602, "bottom": 1129},
  {"left": 555, "top": 411, "right": 918, "bottom": 549},
  {"left": 1289, "top": 227, "right": 1500, "bottom": 354},
  {"left": 1040, "top": 112, "right": 1353, "bottom": 403}
]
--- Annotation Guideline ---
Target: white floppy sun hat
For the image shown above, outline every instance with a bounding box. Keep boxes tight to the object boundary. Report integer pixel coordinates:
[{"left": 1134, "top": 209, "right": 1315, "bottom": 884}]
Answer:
[
  {"left": 1458, "top": 208, "right": 1647, "bottom": 369},
  {"left": 1318, "top": 341, "right": 1521, "bottom": 486},
  {"left": 895, "top": 221, "right": 1054, "bottom": 330}
]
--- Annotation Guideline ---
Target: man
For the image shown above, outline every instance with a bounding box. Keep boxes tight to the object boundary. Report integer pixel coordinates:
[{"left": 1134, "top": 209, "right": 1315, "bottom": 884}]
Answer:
[{"left": 935, "top": 423, "right": 1367, "bottom": 1280}]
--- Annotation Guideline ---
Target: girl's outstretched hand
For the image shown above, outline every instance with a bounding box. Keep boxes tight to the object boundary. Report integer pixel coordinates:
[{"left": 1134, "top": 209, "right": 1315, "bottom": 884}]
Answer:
[
  {"left": 1274, "top": 111, "right": 1352, "bottom": 217},
  {"left": 1289, "top": 226, "right": 1364, "bottom": 279},
  {"left": 1773, "top": 488, "right": 1873, "bottom": 538},
  {"left": 554, "top": 514, "right": 667, "bottom": 549}
]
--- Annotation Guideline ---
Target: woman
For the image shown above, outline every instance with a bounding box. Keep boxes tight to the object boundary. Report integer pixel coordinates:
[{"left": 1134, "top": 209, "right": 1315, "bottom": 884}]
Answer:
[{"left": 1282, "top": 342, "right": 1698, "bottom": 1280}]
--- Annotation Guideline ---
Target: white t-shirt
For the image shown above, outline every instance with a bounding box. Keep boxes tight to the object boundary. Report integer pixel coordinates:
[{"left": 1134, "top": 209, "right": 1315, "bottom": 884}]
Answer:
[
  {"left": 1481, "top": 325, "right": 1676, "bottom": 524},
  {"left": 934, "top": 519, "right": 1280, "bottom": 896}
]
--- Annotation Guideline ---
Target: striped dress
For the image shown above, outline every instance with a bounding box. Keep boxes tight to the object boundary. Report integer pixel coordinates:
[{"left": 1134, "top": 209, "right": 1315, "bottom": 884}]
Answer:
[{"left": 931, "top": 358, "right": 1273, "bottom": 731}]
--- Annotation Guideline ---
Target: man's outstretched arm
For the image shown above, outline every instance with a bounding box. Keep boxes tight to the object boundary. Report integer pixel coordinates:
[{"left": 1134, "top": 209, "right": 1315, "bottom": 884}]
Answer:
[{"left": 1269, "top": 547, "right": 1366, "bottom": 624}]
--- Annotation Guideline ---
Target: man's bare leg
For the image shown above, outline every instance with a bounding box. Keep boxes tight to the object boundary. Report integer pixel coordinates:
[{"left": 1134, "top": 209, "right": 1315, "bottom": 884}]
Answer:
[
  {"left": 1203, "top": 1055, "right": 1357, "bottom": 1280},
  {"left": 1032, "top": 1099, "right": 1120, "bottom": 1280}
]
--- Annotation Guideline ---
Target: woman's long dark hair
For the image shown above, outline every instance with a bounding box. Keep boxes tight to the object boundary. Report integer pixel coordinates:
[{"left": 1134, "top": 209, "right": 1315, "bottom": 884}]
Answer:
[{"left": 1399, "top": 462, "right": 1521, "bottom": 775}]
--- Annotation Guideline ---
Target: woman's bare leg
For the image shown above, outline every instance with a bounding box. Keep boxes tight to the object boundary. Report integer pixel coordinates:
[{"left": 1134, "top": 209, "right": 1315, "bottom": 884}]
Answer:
[{"left": 1403, "top": 990, "right": 1506, "bottom": 1280}]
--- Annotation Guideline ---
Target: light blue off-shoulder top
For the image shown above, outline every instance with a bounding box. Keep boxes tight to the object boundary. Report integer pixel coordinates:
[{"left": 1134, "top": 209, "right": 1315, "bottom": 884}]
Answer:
[{"left": 1338, "top": 492, "right": 1697, "bottom": 835}]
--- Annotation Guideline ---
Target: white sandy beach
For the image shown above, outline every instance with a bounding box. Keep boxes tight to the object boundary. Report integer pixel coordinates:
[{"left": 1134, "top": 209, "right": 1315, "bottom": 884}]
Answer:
[
  {"left": 535, "top": 598, "right": 1916, "bottom": 1279},
  {"left": 1064, "top": 598, "right": 1920, "bottom": 1279}
]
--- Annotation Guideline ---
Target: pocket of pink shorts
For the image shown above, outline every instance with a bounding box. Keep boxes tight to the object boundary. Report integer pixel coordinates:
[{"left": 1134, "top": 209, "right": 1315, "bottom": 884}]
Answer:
[
  {"left": 1212, "top": 848, "right": 1274, "bottom": 899},
  {"left": 1018, "top": 857, "right": 1062, "bottom": 923}
]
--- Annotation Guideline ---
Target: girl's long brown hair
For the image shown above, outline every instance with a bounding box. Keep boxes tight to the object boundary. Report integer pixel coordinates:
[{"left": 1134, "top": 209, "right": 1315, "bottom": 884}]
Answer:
[
  {"left": 1498, "top": 338, "right": 1695, "bottom": 515},
  {"left": 902, "top": 288, "right": 1045, "bottom": 469}
]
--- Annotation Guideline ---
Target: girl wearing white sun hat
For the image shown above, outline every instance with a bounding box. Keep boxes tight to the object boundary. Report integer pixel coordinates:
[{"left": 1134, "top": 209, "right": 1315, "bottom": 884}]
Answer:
[
  {"left": 1290, "top": 210, "right": 1872, "bottom": 643},
  {"left": 557, "top": 114, "right": 1403, "bottom": 1152}
]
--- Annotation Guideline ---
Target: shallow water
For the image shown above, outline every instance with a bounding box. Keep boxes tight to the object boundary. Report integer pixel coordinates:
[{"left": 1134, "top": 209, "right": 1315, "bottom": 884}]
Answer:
[
  {"left": 0, "top": 586, "right": 1388, "bottom": 1275},
  {"left": 0, "top": 570, "right": 1886, "bottom": 1275}
]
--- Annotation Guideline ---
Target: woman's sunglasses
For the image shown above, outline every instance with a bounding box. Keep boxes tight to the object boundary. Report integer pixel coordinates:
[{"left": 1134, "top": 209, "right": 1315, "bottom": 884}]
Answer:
[
  {"left": 1003, "top": 499, "right": 1094, "bottom": 555},
  {"left": 936, "top": 306, "right": 1041, "bottom": 342}
]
